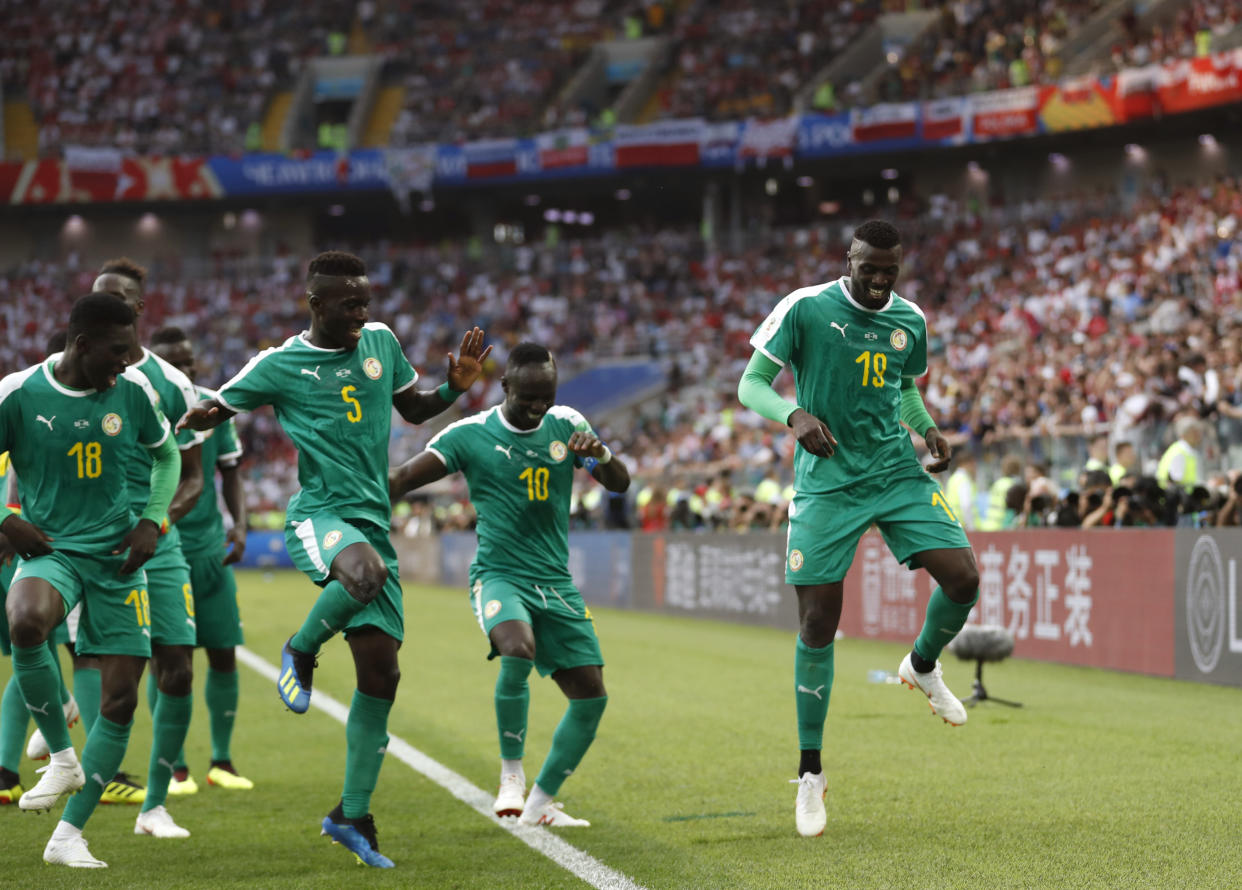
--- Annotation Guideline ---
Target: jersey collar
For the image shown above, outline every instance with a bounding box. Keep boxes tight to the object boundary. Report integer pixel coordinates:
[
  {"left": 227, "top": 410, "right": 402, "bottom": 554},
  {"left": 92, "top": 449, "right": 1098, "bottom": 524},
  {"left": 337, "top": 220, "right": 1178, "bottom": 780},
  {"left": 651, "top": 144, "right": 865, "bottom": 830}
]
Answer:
[
  {"left": 837, "top": 276, "right": 893, "bottom": 313},
  {"left": 496, "top": 405, "right": 545, "bottom": 435},
  {"left": 297, "top": 331, "right": 346, "bottom": 353},
  {"left": 41, "top": 354, "right": 93, "bottom": 398}
]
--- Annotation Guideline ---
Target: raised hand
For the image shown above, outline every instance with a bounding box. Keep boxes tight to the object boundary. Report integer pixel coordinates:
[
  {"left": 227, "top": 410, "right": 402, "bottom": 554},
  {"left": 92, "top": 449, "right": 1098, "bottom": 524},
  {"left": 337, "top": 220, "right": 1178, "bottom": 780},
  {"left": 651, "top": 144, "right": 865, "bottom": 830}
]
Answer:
[
  {"left": 567, "top": 430, "right": 608, "bottom": 460},
  {"left": 445, "top": 327, "right": 493, "bottom": 393},
  {"left": 177, "top": 400, "right": 224, "bottom": 432}
]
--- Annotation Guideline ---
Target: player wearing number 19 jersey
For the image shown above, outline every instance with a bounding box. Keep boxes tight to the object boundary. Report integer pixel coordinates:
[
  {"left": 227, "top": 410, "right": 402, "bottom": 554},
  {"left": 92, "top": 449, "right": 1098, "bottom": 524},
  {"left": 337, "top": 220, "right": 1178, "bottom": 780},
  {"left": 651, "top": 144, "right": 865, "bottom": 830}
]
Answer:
[
  {"left": 390, "top": 342, "right": 631, "bottom": 828},
  {"left": 0, "top": 293, "right": 180, "bottom": 867},
  {"left": 177, "top": 251, "right": 491, "bottom": 868},
  {"left": 739, "top": 220, "right": 981, "bottom": 838}
]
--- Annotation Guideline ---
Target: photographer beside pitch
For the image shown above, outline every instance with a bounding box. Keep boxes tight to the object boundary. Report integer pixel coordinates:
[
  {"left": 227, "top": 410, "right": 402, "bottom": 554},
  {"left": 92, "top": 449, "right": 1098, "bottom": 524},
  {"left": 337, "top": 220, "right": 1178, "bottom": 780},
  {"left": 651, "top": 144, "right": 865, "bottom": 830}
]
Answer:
[{"left": 738, "top": 219, "right": 982, "bottom": 839}]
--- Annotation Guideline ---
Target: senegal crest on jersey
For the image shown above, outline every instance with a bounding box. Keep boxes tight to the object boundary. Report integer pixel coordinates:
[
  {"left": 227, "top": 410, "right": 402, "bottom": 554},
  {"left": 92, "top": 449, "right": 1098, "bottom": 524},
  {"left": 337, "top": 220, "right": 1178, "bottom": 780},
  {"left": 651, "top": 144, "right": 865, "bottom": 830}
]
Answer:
[
  {"left": 363, "top": 357, "right": 383, "bottom": 379},
  {"left": 890, "top": 329, "right": 907, "bottom": 351},
  {"left": 102, "top": 413, "right": 123, "bottom": 436},
  {"left": 549, "top": 441, "right": 567, "bottom": 462}
]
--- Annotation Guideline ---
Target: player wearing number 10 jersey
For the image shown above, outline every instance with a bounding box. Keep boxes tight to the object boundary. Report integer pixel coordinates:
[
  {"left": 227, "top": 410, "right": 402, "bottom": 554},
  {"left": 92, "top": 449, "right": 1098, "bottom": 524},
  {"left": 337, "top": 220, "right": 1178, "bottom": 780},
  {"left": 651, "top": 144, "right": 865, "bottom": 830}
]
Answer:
[
  {"left": 739, "top": 220, "right": 981, "bottom": 839},
  {"left": 390, "top": 342, "right": 631, "bottom": 828},
  {"left": 178, "top": 250, "right": 491, "bottom": 868},
  {"left": 0, "top": 293, "right": 180, "bottom": 867}
]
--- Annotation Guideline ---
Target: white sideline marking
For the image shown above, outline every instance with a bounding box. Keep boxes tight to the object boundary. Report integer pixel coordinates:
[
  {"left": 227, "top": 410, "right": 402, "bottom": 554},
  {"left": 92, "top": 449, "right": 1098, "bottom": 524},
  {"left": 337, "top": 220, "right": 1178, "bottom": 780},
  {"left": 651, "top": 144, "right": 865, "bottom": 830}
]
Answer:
[{"left": 237, "top": 646, "right": 648, "bottom": 890}]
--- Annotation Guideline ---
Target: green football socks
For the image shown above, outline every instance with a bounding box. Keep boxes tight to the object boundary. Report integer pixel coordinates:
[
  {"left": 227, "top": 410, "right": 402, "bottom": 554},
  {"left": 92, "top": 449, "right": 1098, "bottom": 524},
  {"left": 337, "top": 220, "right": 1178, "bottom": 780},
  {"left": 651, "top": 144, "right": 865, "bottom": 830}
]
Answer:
[
  {"left": 206, "top": 668, "right": 239, "bottom": 764},
  {"left": 342, "top": 690, "right": 392, "bottom": 819},
  {"left": 496, "top": 656, "right": 532, "bottom": 759},
  {"left": 0, "top": 676, "right": 29, "bottom": 771},
  {"left": 290, "top": 581, "right": 366, "bottom": 654},
  {"left": 11, "top": 643, "right": 71, "bottom": 754},
  {"left": 913, "top": 587, "right": 980, "bottom": 664},
  {"left": 49, "top": 640, "right": 70, "bottom": 706},
  {"left": 534, "top": 696, "right": 607, "bottom": 797},
  {"left": 143, "top": 691, "right": 193, "bottom": 812},
  {"left": 74, "top": 666, "right": 101, "bottom": 737},
  {"left": 795, "top": 638, "right": 834, "bottom": 751},
  {"left": 63, "top": 717, "right": 132, "bottom": 829}
]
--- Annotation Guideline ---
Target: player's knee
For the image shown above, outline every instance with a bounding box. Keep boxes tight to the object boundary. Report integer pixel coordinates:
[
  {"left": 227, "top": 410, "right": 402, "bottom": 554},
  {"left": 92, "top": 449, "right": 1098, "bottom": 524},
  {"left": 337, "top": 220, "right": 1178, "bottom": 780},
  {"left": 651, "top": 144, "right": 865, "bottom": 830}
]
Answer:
[
  {"left": 364, "top": 663, "right": 400, "bottom": 698},
  {"left": 206, "top": 648, "right": 236, "bottom": 672},
  {"left": 945, "top": 568, "right": 980, "bottom": 603},
  {"left": 101, "top": 687, "right": 139, "bottom": 724},
  {"left": 345, "top": 562, "right": 387, "bottom": 605},
  {"left": 155, "top": 654, "right": 194, "bottom": 696},
  {"left": 7, "top": 604, "right": 53, "bottom": 649},
  {"left": 501, "top": 641, "right": 536, "bottom": 661}
]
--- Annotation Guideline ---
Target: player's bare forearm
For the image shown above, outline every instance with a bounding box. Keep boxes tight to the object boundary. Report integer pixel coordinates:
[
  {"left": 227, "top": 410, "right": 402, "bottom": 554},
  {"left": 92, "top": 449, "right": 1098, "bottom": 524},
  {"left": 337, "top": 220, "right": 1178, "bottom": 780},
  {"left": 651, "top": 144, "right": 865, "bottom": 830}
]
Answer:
[
  {"left": 394, "top": 388, "right": 458, "bottom": 425},
  {"left": 167, "top": 444, "right": 204, "bottom": 524},
  {"left": 390, "top": 451, "right": 450, "bottom": 502},
  {"left": 177, "top": 398, "right": 235, "bottom": 432},
  {"left": 220, "top": 463, "right": 248, "bottom": 563},
  {"left": 593, "top": 457, "right": 630, "bottom": 493}
]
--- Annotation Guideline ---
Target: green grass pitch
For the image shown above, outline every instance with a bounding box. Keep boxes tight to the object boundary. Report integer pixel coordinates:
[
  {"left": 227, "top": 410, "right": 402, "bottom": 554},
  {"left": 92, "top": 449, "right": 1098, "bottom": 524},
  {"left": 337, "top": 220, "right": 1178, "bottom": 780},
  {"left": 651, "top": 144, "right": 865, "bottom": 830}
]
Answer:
[{"left": 1, "top": 569, "right": 1239, "bottom": 889}]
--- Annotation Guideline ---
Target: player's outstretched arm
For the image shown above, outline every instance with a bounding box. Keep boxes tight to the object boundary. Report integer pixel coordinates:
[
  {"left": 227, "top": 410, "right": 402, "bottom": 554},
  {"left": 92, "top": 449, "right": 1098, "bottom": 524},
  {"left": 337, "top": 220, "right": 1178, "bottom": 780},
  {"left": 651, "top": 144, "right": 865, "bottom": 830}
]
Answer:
[
  {"left": 568, "top": 431, "right": 630, "bottom": 493},
  {"left": 392, "top": 327, "right": 493, "bottom": 425},
  {"left": 177, "top": 397, "right": 235, "bottom": 433},
  {"left": 390, "top": 451, "right": 450, "bottom": 503}
]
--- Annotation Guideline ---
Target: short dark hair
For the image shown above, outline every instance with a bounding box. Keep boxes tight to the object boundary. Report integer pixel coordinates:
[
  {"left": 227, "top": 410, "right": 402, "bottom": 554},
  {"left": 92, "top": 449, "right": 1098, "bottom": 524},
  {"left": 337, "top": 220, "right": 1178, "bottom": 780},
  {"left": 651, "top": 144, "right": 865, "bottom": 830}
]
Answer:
[
  {"left": 507, "top": 342, "right": 553, "bottom": 369},
  {"left": 67, "top": 293, "right": 135, "bottom": 340},
  {"left": 852, "top": 219, "right": 901, "bottom": 250},
  {"left": 45, "top": 330, "right": 67, "bottom": 355},
  {"left": 99, "top": 256, "right": 147, "bottom": 286},
  {"left": 307, "top": 250, "right": 366, "bottom": 278},
  {"left": 150, "top": 325, "right": 189, "bottom": 346}
]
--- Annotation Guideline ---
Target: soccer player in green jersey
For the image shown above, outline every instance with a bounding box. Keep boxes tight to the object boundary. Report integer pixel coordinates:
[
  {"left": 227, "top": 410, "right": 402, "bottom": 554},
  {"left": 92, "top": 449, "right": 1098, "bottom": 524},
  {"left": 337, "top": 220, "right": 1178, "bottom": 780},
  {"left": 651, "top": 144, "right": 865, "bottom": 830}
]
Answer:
[
  {"left": 91, "top": 258, "right": 206, "bottom": 838},
  {"left": 389, "top": 342, "right": 631, "bottom": 828},
  {"left": 151, "top": 325, "right": 253, "bottom": 793},
  {"left": 1, "top": 293, "right": 181, "bottom": 867},
  {"left": 178, "top": 250, "right": 491, "bottom": 868},
  {"left": 738, "top": 220, "right": 980, "bottom": 838}
]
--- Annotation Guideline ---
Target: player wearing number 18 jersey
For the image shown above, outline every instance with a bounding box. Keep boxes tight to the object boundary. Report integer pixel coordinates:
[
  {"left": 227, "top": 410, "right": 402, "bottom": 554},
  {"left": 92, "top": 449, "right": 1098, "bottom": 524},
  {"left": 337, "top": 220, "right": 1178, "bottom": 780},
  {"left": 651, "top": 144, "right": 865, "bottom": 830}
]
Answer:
[
  {"left": 739, "top": 220, "right": 981, "bottom": 838},
  {"left": 0, "top": 293, "right": 180, "bottom": 867},
  {"left": 178, "top": 251, "right": 491, "bottom": 868},
  {"left": 390, "top": 342, "right": 631, "bottom": 828}
]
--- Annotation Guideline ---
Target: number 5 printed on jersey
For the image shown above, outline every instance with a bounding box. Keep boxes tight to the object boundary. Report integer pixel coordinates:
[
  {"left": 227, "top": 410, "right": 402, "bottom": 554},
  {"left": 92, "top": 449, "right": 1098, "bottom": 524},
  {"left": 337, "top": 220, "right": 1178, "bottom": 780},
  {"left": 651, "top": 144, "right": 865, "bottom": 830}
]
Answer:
[{"left": 341, "top": 385, "right": 363, "bottom": 423}]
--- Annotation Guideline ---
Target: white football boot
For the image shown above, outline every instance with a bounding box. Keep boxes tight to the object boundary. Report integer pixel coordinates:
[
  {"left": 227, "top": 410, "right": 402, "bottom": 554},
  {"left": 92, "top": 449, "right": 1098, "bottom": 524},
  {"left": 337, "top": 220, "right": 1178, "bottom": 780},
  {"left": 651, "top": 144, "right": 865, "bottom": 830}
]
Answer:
[
  {"left": 792, "top": 771, "right": 827, "bottom": 837},
  {"left": 898, "top": 652, "right": 968, "bottom": 726}
]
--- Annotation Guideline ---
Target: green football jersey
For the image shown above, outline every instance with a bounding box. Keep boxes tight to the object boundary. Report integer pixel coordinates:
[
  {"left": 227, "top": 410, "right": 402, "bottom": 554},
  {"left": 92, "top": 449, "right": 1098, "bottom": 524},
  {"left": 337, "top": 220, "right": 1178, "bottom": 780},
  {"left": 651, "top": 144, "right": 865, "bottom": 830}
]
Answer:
[
  {"left": 217, "top": 323, "right": 418, "bottom": 529},
  {"left": 751, "top": 276, "right": 929, "bottom": 494},
  {"left": 178, "top": 385, "right": 243, "bottom": 555},
  {"left": 428, "top": 404, "right": 594, "bottom": 584},
  {"left": 0, "top": 359, "right": 170, "bottom": 553}
]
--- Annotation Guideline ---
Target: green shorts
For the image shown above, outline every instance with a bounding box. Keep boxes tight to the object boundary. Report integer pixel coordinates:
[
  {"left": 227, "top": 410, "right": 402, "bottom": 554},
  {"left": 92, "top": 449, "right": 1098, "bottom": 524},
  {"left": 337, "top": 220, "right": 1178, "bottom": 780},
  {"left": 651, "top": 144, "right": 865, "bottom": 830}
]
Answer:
[
  {"left": 785, "top": 465, "right": 972, "bottom": 585},
  {"left": 144, "top": 536, "right": 197, "bottom": 647},
  {"left": 469, "top": 573, "right": 604, "bottom": 678},
  {"left": 286, "top": 515, "right": 403, "bottom": 642},
  {"left": 8, "top": 551, "right": 151, "bottom": 658},
  {"left": 184, "top": 547, "right": 244, "bottom": 649}
]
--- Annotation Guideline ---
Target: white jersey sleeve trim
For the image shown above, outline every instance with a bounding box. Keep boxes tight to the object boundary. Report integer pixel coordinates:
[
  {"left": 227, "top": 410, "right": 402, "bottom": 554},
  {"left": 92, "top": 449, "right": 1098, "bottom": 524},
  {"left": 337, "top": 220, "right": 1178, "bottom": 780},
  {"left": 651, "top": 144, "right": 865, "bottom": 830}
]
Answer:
[
  {"left": 424, "top": 447, "right": 450, "bottom": 467},
  {"left": 753, "top": 343, "right": 785, "bottom": 368},
  {"left": 0, "top": 365, "right": 42, "bottom": 406},
  {"left": 749, "top": 281, "right": 832, "bottom": 361}
]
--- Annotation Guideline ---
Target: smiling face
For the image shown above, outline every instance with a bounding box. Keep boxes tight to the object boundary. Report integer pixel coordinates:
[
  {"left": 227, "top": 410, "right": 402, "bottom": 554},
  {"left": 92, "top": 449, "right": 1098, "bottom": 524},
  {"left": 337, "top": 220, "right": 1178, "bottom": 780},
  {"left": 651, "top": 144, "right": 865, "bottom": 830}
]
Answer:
[
  {"left": 78, "top": 323, "right": 138, "bottom": 391},
  {"left": 847, "top": 239, "right": 902, "bottom": 310},
  {"left": 502, "top": 361, "right": 557, "bottom": 430},
  {"left": 308, "top": 275, "right": 370, "bottom": 350}
]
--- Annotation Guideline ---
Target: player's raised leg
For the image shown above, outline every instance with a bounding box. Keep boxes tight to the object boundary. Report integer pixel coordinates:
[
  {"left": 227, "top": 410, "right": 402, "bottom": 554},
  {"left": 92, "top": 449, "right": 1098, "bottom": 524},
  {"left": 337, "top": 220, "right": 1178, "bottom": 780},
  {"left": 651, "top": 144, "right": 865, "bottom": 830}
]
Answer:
[
  {"left": 519, "top": 665, "right": 607, "bottom": 829},
  {"left": 897, "top": 548, "right": 979, "bottom": 727},
  {"left": 320, "top": 627, "right": 397, "bottom": 868}
]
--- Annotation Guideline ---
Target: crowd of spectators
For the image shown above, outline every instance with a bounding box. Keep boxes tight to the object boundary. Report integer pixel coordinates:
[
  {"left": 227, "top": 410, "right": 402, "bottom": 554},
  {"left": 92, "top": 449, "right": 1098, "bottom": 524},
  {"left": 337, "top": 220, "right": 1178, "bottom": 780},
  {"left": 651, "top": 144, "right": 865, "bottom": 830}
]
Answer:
[
  {"left": 1101, "top": 0, "right": 1242, "bottom": 73},
  {"left": 0, "top": 0, "right": 349, "bottom": 156},
  {"left": 2, "top": 174, "right": 1240, "bottom": 531}
]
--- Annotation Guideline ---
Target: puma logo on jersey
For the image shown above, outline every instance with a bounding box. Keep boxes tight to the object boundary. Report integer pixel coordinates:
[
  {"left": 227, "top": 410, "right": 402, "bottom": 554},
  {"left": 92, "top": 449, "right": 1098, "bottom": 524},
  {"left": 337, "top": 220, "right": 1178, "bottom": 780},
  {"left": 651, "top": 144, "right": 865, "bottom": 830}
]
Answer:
[
  {"left": 495, "top": 444, "right": 514, "bottom": 459},
  {"left": 503, "top": 729, "right": 525, "bottom": 742},
  {"left": 301, "top": 366, "right": 321, "bottom": 381},
  {"left": 158, "top": 757, "right": 177, "bottom": 773},
  {"left": 35, "top": 415, "right": 55, "bottom": 431},
  {"left": 91, "top": 772, "right": 107, "bottom": 790},
  {"left": 797, "top": 684, "right": 825, "bottom": 700},
  {"left": 25, "top": 700, "right": 50, "bottom": 716},
  {"left": 829, "top": 322, "right": 848, "bottom": 339}
]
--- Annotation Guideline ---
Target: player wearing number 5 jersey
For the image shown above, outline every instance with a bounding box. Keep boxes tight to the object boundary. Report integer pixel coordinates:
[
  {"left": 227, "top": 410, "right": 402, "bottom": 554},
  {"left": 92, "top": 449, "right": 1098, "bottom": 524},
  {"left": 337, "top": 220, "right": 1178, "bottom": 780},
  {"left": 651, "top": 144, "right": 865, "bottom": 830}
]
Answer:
[
  {"left": 739, "top": 220, "right": 981, "bottom": 839},
  {"left": 0, "top": 294, "right": 181, "bottom": 868},
  {"left": 178, "top": 251, "right": 491, "bottom": 868},
  {"left": 390, "top": 342, "right": 631, "bottom": 829}
]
